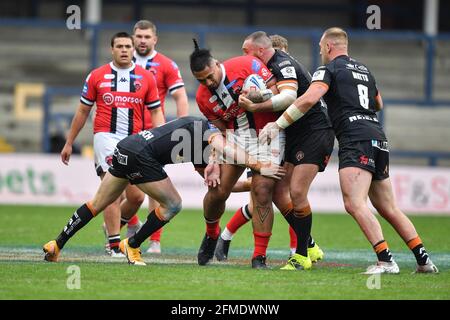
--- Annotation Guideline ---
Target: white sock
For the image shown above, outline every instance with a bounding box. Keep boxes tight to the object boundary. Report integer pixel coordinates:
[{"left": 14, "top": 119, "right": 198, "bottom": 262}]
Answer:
[{"left": 221, "top": 227, "right": 234, "bottom": 241}]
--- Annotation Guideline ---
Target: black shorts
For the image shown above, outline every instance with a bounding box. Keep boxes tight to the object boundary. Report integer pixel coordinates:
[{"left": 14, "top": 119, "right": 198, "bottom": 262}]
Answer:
[
  {"left": 338, "top": 140, "right": 389, "bottom": 181},
  {"left": 108, "top": 146, "right": 168, "bottom": 184},
  {"left": 285, "top": 128, "right": 334, "bottom": 172}
]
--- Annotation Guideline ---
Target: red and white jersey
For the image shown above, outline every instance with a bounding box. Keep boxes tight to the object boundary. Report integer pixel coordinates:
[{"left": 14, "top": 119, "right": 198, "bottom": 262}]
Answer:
[
  {"left": 80, "top": 62, "right": 160, "bottom": 135},
  {"left": 133, "top": 51, "right": 185, "bottom": 129},
  {"left": 196, "top": 55, "right": 278, "bottom": 133}
]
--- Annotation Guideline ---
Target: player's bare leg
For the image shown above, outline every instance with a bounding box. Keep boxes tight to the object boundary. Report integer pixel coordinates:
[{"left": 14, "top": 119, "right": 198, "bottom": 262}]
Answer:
[
  {"left": 120, "top": 184, "right": 145, "bottom": 239},
  {"left": 198, "top": 164, "right": 245, "bottom": 265},
  {"left": 120, "top": 177, "right": 182, "bottom": 266},
  {"left": 250, "top": 171, "right": 276, "bottom": 269},
  {"left": 101, "top": 170, "right": 124, "bottom": 256},
  {"left": 369, "top": 178, "right": 438, "bottom": 273},
  {"left": 339, "top": 167, "right": 398, "bottom": 274}
]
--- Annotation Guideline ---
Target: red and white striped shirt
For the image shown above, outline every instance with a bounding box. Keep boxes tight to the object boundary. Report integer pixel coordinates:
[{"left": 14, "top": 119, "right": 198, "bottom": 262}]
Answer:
[{"left": 80, "top": 61, "right": 160, "bottom": 135}]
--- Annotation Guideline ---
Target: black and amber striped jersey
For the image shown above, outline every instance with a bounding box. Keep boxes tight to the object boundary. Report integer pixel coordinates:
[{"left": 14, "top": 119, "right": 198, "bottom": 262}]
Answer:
[{"left": 311, "top": 55, "right": 386, "bottom": 143}]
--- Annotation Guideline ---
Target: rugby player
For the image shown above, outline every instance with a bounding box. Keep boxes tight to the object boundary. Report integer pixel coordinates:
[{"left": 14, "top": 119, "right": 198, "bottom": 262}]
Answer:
[
  {"left": 191, "top": 41, "right": 288, "bottom": 268},
  {"left": 60, "top": 32, "right": 164, "bottom": 257},
  {"left": 260, "top": 27, "right": 438, "bottom": 274},
  {"left": 215, "top": 33, "right": 332, "bottom": 270},
  {"left": 104, "top": 20, "right": 190, "bottom": 254},
  {"left": 43, "top": 116, "right": 285, "bottom": 265}
]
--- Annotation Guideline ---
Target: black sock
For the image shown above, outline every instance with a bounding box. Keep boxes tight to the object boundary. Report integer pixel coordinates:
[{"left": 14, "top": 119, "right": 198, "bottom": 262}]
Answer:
[
  {"left": 128, "top": 210, "right": 168, "bottom": 248},
  {"left": 411, "top": 243, "right": 429, "bottom": 266},
  {"left": 109, "top": 234, "right": 121, "bottom": 252},
  {"left": 120, "top": 217, "right": 130, "bottom": 228},
  {"left": 283, "top": 209, "right": 312, "bottom": 257},
  {"left": 56, "top": 203, "right": 95, "bottom": 249},
  {"left": 373, "top": 240, "right": 393, "bottom": 263},
  {"left": 308, "top": 236, "right": 316, "bottom": 248}
]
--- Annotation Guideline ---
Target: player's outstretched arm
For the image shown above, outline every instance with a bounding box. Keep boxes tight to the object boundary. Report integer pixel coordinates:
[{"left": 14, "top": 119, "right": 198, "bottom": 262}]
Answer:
[
  {"left": 61, "top": 103, "right": 91, "bottom": 165},
  {"left": 209, "top": 134, "right": 286, "bottom": 180}
]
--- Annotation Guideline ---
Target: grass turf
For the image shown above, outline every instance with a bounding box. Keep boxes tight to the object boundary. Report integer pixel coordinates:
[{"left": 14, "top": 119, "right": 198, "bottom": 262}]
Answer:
[{"left": 0, "top": 205, "right": 449, "bottom": 300}]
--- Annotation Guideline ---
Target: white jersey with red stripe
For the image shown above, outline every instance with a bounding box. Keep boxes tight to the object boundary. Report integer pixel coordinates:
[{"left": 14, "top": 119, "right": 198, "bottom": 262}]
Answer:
[
  {"left": 133, "top": 51, "right": 185, "bottom": 129},
  {"left": 80, "top": 61, "right": 160, "bottom": 135},
  {"left": 196, "top": 55, "right": 278, "bottom": 134}
]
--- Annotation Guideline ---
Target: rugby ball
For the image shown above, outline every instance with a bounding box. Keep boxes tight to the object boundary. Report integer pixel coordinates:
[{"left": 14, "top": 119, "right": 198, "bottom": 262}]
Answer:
[{"left": 242, "top": 74, "right": 267, "bottom": 91}]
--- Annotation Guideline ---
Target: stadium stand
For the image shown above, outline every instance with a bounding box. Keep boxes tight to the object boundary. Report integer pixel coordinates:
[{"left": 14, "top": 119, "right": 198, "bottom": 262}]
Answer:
[{"left": 0, "top": 1, "right": 449, "bottom": 165}]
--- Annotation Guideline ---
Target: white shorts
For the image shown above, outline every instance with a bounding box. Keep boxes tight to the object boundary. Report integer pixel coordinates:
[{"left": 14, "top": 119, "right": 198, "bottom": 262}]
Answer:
[
  {"left": 93, "top": 132, "right": 127, "bottom": 176},
  {"left": 224, "top": 129, "right": 285, "bottom": 165}
]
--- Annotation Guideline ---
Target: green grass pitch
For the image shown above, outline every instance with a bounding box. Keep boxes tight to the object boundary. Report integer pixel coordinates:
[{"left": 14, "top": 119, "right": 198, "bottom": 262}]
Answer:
[{"left": 0, "top": 204, "right": 449, "bottom": 300}]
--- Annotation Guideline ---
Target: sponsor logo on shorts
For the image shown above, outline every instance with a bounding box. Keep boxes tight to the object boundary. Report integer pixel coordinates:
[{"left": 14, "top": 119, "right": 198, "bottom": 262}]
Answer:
[
  {"left": 126, "top": 172, "right": 143, "bottom": 180},
  {"left": 296, "top": 150, "right": 304, "bottom": 161},
  {"left": 113, "top": 148, "right": 128, "bottom": 165},
  {"left": 359, "top": 155, "right": 375, "bottom": 167},
  {"left": 359, "top": 155, "right": 369, "bottom": 165}
]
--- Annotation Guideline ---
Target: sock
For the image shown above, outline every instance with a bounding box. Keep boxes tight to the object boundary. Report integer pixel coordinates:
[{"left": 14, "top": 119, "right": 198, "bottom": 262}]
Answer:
[
  {"left": 120, "top": 217, "right": 130, "bottom": 228},
  {"left": 253, "top": 232, "right": 272, "bottom": 258},
  {"left": 407, "top": 236, "right": 429, "bottom": 266},
  {"left": 373, "top": 240, "right": 393, "bottom": 263},
  {"left": 221, "top": 227, "right": 234, "bottom": 241},
  {"left": 205, "top": 218, "right": 220, "bottom": 240},
  {"left": 150, "top": 227, "right": 163, "bottom": 242},
  {"left": 128, "top": 209, "right": 167, "bottom": 248},
  {"left": 283, "top": 206, "right": 312, "bottom": 257},
  {"left": 308, "top": 236, "right": 316, "bottom": 248},
  {"left": 128, "top": 214, "right": 140, "bottom": 227},
  {"left": 56, "top": 203, "right": 96, "bottom": 249},
  {"left": 289, "top": 226, "right": 297, "bottom": 251},
  {"left": 226, "top": 205, "right": 251, "bottom": 234},
  {"left": 108, "top": 234, "right": 120, "bottom": 251}
]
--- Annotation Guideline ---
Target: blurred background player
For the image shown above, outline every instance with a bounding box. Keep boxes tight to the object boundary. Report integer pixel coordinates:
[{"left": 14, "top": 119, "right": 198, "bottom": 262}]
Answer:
[
  {"left": 261, "top": 27, "right": 438, "bottom": 274},
  {"left": 105, "top": 20, "right": 190, "bottom": 254},
  {"left": 269, "top": 34, "right": 289, "bottom": 52},
  {"left": 61, "top": 31, "right": 164, "bottom": 257}
]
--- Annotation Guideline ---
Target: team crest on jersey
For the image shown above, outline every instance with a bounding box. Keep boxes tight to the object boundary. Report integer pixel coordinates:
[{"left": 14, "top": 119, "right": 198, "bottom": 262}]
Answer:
[
  {"left": 102, "top": 93, "right": 114, "bottom": 105},
  {"left": 261, "top": 67, "right": 270, "bottom": 78},
  {"left": 104, "top": 74, "right": 115, "bottom": 79},
  {"left": 134, "top": 80, "right": 142, "bottom": 91}
]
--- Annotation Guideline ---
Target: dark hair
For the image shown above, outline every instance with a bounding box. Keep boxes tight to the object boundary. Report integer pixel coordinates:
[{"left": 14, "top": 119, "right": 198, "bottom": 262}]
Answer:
[
  {"left": 110, "top": 32, "right": 133, "bottom": 47},
  {"left": 190, "top": 38, "right": 214, "bottom": 72}
]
